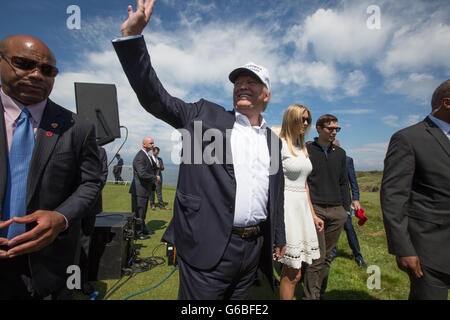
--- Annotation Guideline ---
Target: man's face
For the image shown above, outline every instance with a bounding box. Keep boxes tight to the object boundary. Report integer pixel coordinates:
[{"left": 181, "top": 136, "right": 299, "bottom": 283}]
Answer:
[
  {"left": 153, "top": 149, "right": 159, "bottom": 156},
  {"left": 233, "top": 74, "right": 270, "bottom": 118},
  {"left": 0, "top": 37, "right": 56, "bottom": 105},
  {"left": 317, "top": 121, "right": 340, "bottom": 144},
  {"left": 143, "top": 138, "right": 154, "bottom": 152}
]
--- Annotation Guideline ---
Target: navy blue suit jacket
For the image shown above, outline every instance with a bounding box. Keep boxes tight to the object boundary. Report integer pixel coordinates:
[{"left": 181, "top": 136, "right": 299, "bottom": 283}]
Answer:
[
  {"left": 346, "top": 156, "right": 359, "bottom": 203},
  {"left": 113, "top": 36, "right": 285, "bottom": 285}
]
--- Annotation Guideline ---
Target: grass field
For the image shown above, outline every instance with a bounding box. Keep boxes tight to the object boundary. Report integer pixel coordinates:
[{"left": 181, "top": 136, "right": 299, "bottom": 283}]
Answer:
[{"left": 75, "top": 171, "right": 445, "bottom": 300}]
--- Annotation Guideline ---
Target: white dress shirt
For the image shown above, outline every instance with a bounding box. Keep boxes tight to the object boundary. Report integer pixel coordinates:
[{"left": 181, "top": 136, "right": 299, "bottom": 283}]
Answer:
[{"left": 231, "top": 110, "right": 270, "bottom": 227}]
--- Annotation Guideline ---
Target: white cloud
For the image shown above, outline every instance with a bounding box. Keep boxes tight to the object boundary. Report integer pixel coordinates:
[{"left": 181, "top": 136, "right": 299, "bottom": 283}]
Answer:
[
  {"left": 348, "top": 141, "right": 389, "bottom": 171},
  {"left": 377, "top": 21, "right": 450, "bottom": 76},
  {"left": 381, "top": 113, "right": 423, "bottom": 128},
  {"left": 331, "top": 108, "right": 374, "bottom": 115},
  {"left": 278, "top": 61, "right": 340, "bottom": 92},
  {"left": 286, "top": 6, "right": 392, "bottom": 65},
  {"left": 342, "top": 70, "right": 367, "bottom": 96},
  {"left": 381, "top": 114, "right": 399, "bottom": 127},
  {"left": 385, "top": 73, "right": 441, "bottom": 105}
]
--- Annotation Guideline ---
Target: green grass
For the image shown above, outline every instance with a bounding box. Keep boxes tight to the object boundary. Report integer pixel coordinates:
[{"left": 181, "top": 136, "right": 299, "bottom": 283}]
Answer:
[{"left": 76, "top": 172, "right": 447, "bottom": 300}]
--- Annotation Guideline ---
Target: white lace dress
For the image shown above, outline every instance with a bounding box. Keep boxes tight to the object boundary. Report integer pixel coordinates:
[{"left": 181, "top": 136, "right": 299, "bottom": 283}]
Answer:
[{"left": 278, "top": 138, "right": 320, "bottom": 269}]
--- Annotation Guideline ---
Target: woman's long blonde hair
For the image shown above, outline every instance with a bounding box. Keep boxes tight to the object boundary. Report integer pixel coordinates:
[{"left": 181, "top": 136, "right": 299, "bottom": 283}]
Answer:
[{"left": 278, "top": 104, "right": 312, "bottom": 157}]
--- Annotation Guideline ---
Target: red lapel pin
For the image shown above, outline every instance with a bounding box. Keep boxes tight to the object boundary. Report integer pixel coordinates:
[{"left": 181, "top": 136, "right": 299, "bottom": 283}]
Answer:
[{"left": 46, "top": 131, "right": 53, "bottom": 137}]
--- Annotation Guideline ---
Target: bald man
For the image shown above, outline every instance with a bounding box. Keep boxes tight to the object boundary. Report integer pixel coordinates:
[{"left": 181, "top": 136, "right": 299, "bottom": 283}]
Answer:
[
  {"left": 129, "top": 137, "right": 159, "bottom": 240},
  {"left": 381, "top": 79, "right": 450, "bottom": 299},
  {"left": 0, "top": 35, "right": 102, "bottom": 299}
]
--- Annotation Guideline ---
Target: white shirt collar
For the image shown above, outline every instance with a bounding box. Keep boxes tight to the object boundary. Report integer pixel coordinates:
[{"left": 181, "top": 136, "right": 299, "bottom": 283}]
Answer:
[
  {"left": 428, "top": 114, "right": 450, "bottom": 138},
  {"left": 234, "top": 109, "right": 267, "bottom": 130}
]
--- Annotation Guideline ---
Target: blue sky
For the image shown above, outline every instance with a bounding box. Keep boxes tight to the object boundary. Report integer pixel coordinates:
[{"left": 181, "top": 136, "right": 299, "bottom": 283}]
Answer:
[{"left": 1, "top": 0, "right": 449, "bottom": 170}]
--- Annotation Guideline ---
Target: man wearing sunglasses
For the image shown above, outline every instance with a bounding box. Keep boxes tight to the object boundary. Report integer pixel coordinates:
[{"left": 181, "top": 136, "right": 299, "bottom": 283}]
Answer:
[
  {"left": 0, "top": 35, "right": 102, "bottom": 299},
  {"left": 302, "top": 114, "right": 350, "bottom": 300}
]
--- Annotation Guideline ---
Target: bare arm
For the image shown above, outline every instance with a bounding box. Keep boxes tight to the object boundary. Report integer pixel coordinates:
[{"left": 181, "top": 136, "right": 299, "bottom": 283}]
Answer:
[{"left": 306, "top": 181, "right": 324, "bottom": 232}]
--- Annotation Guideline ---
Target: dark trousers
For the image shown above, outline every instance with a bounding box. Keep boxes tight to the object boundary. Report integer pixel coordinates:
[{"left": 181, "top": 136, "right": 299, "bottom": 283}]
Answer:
[
  {"left": 409, "top": 264, "right": 450, "bottom": 300},
  {"left": 0, "top": 255, "right": 72, "bottom": 300},
  {"left": 131, "top": 194, "right": 149, "bottom": 234},
  {"left": 150, "top": 180, "right": 164, "bottom": 207},
  {"left": 303, "top": 205, "right": 347, "bottom": 300},
  {"left": 331, "top": 215, "right": 363, "bottom": 260},
  {"left": 113, "top": 168, "right": 123, "bottom": 184},
  {"left": 77, "top": 229, "right": 93, "bottom": 285},
  {"left": 177, "top": 232, "right": 264, "bottom": 300}
]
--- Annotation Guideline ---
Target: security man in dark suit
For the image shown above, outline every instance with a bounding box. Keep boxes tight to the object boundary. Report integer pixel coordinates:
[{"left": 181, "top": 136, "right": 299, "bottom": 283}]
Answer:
[
  {"left": 150, "top": 146, "right": 169, "bottom": 210},
  {"left": 129, "top": 137, "right": 158, "bottom": 240},
  {"left": 0, "top": 35, "right": 102, "bottom": 299},
  {"left": 113, "top": 0, "right": 286, "bottom": 300},
  {"left": 331, "top": 140, "right": 367, "bottom": 268},
  {"left": 381, "top": 79, "right": 450, "bottom": 300}
]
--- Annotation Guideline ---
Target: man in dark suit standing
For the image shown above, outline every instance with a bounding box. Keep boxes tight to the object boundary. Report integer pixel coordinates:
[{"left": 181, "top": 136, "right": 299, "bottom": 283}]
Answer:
[
  {"left": 113, "top": 153, "right": 124, "bottom": 184},
  {"left": 113, "top": 0, "right": 286, "bottom": 300},
  {"left": 0, "top": 35, "right": 102, "bottom": 299},
  {"left": 129, "top": 137, "right": 158, "bottom": 240},
  {"left": 381, "top": 79, "right": 450, "bottom": 300},
  {"left": 150, "top": 146, "right": 169, "bottom": 210}
]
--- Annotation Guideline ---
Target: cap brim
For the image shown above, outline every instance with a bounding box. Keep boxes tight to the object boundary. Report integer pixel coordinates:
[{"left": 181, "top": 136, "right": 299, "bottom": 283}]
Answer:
[{"left": 229, "top": 67, "right": 262, "bottom": 84}]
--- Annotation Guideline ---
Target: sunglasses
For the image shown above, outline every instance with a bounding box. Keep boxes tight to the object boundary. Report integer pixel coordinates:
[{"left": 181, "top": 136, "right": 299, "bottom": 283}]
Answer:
[
  {"left": 323, "top": 126, "right": 341, "bottom": 132},
  {"left": 0, "top": 52, "right": 59, "bottom": 77}
]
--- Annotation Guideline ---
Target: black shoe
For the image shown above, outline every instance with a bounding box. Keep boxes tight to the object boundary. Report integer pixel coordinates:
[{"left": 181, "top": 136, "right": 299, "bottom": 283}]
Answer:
[
  {"left": 356, "top": 258, "right": 367, "bottom": 268},
  {"left": 135, "top": 233, "right": 150, "bottom": 240},
  {"left": 81, "top": 283, "right": 95, "bottom": 295},
  {"left": 143, "top": 228, "right": 155, "bottom": 235}
]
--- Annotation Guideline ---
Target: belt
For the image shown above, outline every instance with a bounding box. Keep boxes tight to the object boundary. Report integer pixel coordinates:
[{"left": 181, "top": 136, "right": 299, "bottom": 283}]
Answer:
[{"left": 232, "top": 222, "right": 265, "bottom": 239}]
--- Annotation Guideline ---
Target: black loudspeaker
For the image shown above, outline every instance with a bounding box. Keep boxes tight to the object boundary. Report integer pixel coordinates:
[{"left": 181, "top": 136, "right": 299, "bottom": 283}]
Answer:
[
  {"left": 88, "top": 212, "right": 135, "bottom": 281},
  {"left": 74, "top": 82, "right": 121, "bottom": 146}
]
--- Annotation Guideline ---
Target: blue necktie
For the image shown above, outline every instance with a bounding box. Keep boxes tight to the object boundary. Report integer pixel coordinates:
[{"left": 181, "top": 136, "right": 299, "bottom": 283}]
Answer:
[{"left": 1, "top": 108, "right": 35, "bottom": 239}]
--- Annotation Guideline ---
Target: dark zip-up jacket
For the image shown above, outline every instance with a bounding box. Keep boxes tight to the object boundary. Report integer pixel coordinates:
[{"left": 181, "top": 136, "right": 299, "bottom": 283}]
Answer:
[{"left": 306, "top": 138, "right": 351, "bottom": 211}]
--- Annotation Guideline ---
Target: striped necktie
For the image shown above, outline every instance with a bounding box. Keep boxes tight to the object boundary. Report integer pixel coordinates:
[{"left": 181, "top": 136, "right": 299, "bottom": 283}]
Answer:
[{"left": 1, "top": 108, "right": 35, "bottom": 239}]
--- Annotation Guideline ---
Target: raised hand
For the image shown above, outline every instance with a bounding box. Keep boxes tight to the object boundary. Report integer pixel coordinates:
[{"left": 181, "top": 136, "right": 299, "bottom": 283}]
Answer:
[{"left": 121, "top": 0, "right": 157, "bottom": 37}]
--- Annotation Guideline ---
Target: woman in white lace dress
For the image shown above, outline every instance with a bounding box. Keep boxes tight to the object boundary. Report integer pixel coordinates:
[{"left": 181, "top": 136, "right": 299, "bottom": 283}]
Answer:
[{"left": 272, "top": 104, "right": 324, "bottom": 300}]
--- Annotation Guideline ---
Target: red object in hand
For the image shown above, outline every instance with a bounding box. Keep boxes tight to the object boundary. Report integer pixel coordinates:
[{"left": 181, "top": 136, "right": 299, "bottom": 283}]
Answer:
[{"left": 355, "top": 209, "right": 368, "bottom": 226}]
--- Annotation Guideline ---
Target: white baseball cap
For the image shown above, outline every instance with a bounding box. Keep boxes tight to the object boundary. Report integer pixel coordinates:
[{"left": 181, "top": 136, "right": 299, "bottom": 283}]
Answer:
[{"left": 229, "top": 62, "right": 271, "bottom": 90}]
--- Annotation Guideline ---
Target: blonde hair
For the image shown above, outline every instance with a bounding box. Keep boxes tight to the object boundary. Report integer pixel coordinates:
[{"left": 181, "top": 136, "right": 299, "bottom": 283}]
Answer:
[{"left": 279, "top": 104, "right": 312, "bottom": 157}]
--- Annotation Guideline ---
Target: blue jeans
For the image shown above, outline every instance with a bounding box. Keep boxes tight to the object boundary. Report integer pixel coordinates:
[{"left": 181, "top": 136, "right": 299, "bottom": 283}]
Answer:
[{"left": 331, "top": 215, "right": 363, "bottom": 260}]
